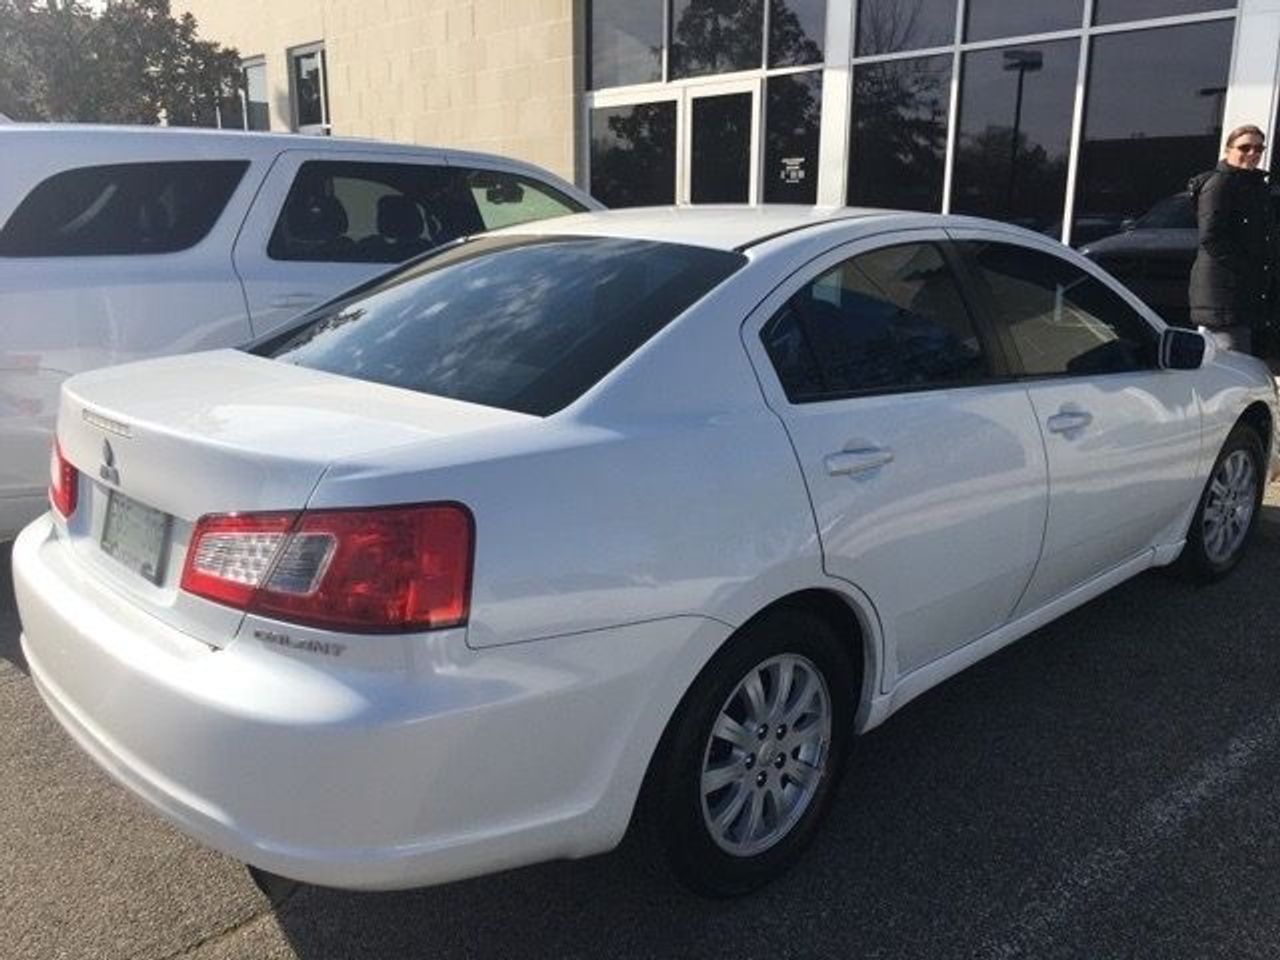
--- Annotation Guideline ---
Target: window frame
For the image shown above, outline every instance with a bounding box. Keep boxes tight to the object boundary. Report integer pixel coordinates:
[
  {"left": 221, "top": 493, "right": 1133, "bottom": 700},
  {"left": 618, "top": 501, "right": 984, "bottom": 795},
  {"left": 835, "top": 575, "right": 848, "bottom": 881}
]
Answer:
[
  {"left": 743, "top": 229, "right": 1017, "bottom": 407},
  {"left": 945, "top": 228, "right": 1166, "bottom": 381},
  {"left": 289, "top": 41, "right": 330, "bottom": 135}
]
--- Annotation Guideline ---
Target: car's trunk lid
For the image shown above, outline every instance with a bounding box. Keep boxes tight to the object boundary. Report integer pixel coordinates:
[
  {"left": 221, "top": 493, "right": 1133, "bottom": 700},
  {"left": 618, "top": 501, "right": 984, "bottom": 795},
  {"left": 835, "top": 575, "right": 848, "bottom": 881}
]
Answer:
[{"left": 53, "top": 349, "right": 532, "bottom": 647}]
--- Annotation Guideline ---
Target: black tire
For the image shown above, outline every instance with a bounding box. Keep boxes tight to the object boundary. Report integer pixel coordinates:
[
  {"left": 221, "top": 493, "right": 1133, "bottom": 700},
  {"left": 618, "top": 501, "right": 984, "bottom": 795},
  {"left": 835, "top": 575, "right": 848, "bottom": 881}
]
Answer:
[
  {"left": 645, "top": 607, "right": 856, "bottom": 897},
  {"left": 1178, "top": 423, "right": 1265, "bottom": 582}
]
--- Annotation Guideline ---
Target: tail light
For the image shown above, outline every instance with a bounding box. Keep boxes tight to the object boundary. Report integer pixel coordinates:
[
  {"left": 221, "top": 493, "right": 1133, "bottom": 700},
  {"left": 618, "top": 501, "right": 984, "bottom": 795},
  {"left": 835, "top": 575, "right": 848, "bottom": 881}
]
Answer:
[
  {"left": 49, "top": 440, "right": 78, "bottom": 518},
  {"left": 181, "top": 503, "right": 473, "bottom": 633}
]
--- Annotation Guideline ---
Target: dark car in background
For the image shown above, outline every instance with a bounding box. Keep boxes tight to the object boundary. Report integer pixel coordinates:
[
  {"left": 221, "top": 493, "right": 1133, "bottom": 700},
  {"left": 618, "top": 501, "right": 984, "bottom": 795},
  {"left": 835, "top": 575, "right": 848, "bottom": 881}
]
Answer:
[{"left": 1081, "top": 188, "right": 1280, "bottom": 327}]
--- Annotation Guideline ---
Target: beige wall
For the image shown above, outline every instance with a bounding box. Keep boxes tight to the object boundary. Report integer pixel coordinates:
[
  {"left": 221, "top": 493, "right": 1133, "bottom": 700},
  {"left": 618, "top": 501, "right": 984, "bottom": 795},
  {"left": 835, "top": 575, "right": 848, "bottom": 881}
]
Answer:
[{"left": 180, "top": 0, "right": 579, "bottom": 182}]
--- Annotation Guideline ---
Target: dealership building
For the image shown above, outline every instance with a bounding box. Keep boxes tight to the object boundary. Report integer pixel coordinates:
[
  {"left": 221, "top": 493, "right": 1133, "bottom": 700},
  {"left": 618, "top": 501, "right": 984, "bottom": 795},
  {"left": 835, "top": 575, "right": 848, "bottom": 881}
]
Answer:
[{"left": 184, "top": 0, "right": 1280, "bottom": 247}]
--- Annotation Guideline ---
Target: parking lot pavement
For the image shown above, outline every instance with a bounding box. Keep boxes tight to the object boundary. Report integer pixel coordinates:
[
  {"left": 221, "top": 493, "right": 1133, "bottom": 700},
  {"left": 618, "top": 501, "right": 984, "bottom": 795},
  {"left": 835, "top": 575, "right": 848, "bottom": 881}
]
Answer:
[{"left": 5, "top": 489, "right": 1280, "bottom": 959}]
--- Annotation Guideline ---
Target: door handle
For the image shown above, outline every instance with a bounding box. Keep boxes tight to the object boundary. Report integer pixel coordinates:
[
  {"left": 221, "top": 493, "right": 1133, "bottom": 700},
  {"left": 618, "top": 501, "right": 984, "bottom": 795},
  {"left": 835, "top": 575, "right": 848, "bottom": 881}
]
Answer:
[
  {"left": 268, "top": 292, "right": 319, "bottom": 309},
  {"left": 825, "top": 448, "right": 894, "bottom": 477},
  {"left": 1046, "top": 410, "right": 1093, "bottom": 434}
]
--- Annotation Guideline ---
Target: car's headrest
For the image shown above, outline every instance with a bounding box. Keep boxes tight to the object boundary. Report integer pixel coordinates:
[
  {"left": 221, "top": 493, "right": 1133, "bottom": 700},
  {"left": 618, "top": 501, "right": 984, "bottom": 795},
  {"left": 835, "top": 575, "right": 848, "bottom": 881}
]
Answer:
[
  {"left": 287, "top": 194, "right": 348, "bottom": 243},
  {"left": 377, "top": 195, "right": 424, "bottom": 242}
]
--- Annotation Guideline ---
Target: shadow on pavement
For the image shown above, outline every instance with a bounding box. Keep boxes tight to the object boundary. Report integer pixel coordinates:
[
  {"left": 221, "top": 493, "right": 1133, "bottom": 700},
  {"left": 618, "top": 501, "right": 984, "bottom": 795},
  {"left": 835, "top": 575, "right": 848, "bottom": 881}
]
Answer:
[{"left": 257, "top": 502, "right": 1280, "bottom": 960}]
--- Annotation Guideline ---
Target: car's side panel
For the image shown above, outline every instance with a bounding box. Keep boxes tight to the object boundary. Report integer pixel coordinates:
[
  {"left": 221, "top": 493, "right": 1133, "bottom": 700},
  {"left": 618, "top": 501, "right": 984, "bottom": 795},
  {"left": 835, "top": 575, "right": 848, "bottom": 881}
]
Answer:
[
  {"left": 735, "top": 230, "right": 1050, "bottom": 690},
  {"left": 0, "top": 135, "right": 271, "bottom": 539}
]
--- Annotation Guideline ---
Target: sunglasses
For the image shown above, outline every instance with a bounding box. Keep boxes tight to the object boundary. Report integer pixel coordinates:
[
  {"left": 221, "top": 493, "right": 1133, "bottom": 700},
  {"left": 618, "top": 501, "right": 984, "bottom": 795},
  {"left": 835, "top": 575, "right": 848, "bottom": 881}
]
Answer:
[{"left": 1233, "top": 142, "right": 1265, "bottom": 154}]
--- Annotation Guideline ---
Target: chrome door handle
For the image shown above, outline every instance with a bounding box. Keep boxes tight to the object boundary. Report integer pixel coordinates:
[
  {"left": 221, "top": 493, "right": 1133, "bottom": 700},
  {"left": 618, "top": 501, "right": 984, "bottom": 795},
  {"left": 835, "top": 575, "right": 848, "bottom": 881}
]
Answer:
[
  {"left": 1046, "top": 411, "right": 1093, "bottom": 434},
  {"left": 825, "top": 448, "right": 894, "bottom": 477},
  {"left": 268, "top": 292, "right": 319, "bottom": 309}
]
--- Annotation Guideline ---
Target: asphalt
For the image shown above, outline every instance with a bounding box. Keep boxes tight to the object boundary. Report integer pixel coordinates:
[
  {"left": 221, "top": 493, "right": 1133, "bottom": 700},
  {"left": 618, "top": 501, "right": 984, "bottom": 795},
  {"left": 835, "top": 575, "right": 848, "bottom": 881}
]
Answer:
[{"left": 4, "top": 487, "right": 1280, "bottom": 959}]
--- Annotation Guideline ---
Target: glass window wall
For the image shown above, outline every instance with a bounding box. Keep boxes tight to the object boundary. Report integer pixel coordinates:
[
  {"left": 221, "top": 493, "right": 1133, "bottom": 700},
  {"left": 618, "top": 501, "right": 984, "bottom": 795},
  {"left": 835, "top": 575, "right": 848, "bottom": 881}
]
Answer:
[
  {"left": 670, "top": 0, "right": 764, "bottom": 79},
  {"left": 848, "top": 55, "right": 952, "bottom": 211},
  {"left": 965, "top": 0, "right": 1083, "bottom": 41},
  {"left": 765, "top": 72, "right": 823, "bottom": 203},
  {"left": 1072, "top": 19, "right": 1233, "bottom": 244},
  {"left": 769, "top": 0, "right": 826, "bottom": 67},
  {"left": 1094, "top": 0, "right": 1235, "bottom": 25},
  {"left": 589, "top": 102, "right": 678, "bottom": 207},
  {"left": 855, "top": 0, "right": 957, "bottom": 56},
  {"left": 589, "top": 0, "right": 662, "bottom": 89},
  {"left": 951, "top": 39, "right": 1078, "bottom": 234}
]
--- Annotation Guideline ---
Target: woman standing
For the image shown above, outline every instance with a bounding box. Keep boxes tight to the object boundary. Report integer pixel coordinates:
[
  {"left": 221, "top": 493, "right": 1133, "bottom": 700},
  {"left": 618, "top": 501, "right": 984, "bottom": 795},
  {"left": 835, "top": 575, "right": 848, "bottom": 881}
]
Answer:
[{"left": 1188, "top": 124, "right": 1276, "bottom": 354}]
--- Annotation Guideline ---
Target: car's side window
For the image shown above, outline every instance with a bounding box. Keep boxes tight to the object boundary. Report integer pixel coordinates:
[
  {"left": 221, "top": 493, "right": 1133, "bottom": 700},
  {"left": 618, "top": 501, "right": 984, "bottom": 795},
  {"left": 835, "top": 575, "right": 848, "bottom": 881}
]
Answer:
[
  {"left": 461, "top": 169, "right": 585, "bottom": 230},
  {"left": 761, "top": 241, "right": 991, "bottom": 403},
  {"left": 0, "top": 161, "right": 249, "bottom": 257},
  {"left": 267, "top": 160, "right": 488, "bottom": 263},
  {"left": 961, "top": 240, "right": 1159, "bottom": 376}
]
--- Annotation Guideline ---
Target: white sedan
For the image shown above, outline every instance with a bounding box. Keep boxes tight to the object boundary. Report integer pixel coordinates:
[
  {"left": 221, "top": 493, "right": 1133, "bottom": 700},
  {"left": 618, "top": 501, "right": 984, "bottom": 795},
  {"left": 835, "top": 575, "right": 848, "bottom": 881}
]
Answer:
[{"left": 12, "top": 207, "right": 1279, "bottom": 897}]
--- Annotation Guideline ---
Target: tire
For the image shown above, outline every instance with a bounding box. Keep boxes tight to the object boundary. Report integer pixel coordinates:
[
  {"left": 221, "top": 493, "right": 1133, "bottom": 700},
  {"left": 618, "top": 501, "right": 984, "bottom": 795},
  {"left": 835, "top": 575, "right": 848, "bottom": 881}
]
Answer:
[
  {"left": 646, "top": 607, "right": 856, "bottom": 897},
  {"left": 1179, "top": 423, "right": 1265, "bottom": 582}
]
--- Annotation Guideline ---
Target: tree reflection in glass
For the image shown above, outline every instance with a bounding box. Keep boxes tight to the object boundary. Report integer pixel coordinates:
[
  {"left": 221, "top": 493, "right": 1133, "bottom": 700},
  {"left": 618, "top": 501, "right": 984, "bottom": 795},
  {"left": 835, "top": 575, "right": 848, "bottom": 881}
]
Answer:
[
  {"left": 590, "top": 103, "right": 678, "bottom": 208},
  {"left": 670, "top": 0, "right": 764, "bottom": 79},
  {"left": 768, "top": 0, "right": 825, "bottom": 67},
  {"left": 951, "top": 40, "right": 1077, "bottom": 235},
  {"left": 855, "top": 0, "right": 957, "bottom": 57},
  {"left": 847, "top": 55, "right": 951, "bottom": 212}
]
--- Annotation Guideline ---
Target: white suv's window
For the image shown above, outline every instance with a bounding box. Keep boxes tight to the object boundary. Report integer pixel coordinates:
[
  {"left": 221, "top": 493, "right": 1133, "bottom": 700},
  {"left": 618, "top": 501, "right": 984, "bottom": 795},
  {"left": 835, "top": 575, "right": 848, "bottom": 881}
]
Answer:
[
  {"left": 267, "top": 161, "right": 586, "bottom": 263},
  {"left": 463, "top": 169, "right": 583, "bottom": 230},
  {"left": 0, "top": 161, "right": 249, "bottom": 257}
]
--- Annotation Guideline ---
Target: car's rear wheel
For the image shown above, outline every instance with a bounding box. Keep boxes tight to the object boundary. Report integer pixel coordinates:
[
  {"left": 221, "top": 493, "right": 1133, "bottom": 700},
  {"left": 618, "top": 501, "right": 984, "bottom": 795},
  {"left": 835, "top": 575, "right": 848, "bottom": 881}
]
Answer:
[
  {"left": 1179, "top": 423, "right": 1265, "bottom": 582},
  {"left": 647, "top": 607, "right": 855, "bottom": 897}
]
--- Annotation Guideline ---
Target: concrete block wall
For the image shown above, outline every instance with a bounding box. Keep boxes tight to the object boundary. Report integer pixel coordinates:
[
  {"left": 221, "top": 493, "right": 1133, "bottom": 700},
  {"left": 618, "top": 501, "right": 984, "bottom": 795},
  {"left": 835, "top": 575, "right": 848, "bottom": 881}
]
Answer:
[{"left": 179, "top": 0, "right": 578, "bottom": 182}]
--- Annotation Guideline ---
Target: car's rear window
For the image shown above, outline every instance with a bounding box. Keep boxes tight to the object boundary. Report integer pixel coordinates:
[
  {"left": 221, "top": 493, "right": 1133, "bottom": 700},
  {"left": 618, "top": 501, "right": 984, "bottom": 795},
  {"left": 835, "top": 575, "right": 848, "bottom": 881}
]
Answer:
[
  {"left": 255, "top": 235, "right": 746, "bottom": 416},
  {"left": 0, "top": 161, "right": 249, "bottom": 257}
]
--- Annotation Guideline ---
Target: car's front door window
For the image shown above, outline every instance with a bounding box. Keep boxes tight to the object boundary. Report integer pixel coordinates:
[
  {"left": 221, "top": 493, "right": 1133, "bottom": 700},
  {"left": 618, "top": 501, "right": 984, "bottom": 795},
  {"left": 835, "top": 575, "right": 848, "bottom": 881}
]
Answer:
[{"left": 960, "top": 240, "right": 1159, "bottom": 376}]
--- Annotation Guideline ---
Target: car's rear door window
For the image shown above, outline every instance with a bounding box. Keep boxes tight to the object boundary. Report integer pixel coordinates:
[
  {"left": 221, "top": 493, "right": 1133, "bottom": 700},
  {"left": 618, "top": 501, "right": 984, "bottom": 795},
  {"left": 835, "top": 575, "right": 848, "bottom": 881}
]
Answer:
[
  {"left": 761, "top": 241, "right": 992, "bottom": 402},
  {"left": 267, "top": 161, "right": 587, "bottom": 264},
  {"left": 959, "top": 240, "right": 1159, "bottom": 376},
  {"left": 0, "top": 161, "right": 249, "bottom": 256},
  {"left": 257, "top": 235, "right": 744, "bottom": 415}
]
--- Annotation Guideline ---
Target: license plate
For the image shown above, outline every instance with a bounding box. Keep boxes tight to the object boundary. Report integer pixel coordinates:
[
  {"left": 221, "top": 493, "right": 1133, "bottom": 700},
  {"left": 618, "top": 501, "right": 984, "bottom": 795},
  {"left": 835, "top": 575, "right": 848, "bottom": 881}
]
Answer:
[{"left": 100, "top": 491, "right": 171, "bottom": 585}]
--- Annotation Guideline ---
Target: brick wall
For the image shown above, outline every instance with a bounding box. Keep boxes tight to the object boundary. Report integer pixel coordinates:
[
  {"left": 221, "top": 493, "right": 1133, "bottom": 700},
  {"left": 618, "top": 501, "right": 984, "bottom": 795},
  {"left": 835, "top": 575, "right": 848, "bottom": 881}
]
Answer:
[{"left": 179, "top": 0, "right": 579, "bottom": 182}]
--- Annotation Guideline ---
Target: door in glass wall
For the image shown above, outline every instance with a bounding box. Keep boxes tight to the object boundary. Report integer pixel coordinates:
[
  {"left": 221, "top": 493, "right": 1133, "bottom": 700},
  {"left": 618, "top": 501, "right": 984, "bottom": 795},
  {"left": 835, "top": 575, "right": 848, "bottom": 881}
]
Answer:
[
  {"left": 951, "top": 38, "right": 1079, "bottom": 236},
  {"left": 687, "top": 86, "right": 757, "bottom": 203},
  {"left": 589, "top": 101, "right": 679, "bottom": 208}
]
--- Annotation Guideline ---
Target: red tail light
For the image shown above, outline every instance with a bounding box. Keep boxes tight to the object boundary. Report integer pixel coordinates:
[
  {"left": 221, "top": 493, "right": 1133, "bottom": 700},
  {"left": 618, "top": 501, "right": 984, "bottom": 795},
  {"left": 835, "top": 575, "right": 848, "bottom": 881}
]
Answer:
[
  {"left": 48, "top": 440, "right": 78, "bottom": 518},
  {"left": 181, "top": 503, "right": 474, "bottom": 633}
]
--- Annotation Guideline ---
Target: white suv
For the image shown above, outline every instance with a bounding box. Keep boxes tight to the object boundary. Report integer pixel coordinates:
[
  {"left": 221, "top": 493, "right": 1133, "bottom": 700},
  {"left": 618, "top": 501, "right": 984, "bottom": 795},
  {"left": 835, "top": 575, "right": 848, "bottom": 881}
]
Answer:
[{"left": 0, "top": 124, "right": 599, "bottom": 540}]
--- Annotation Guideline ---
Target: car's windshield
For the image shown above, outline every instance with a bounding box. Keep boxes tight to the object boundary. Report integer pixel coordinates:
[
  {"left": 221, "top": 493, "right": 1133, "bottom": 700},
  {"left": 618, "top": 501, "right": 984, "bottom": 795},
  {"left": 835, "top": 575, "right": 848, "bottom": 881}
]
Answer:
[
  {"left": 254, "top": 234, "right": 746, "bottom": 416},
  {"left": 1133, "top": 193, "right": 1195, "bottom": 229}
]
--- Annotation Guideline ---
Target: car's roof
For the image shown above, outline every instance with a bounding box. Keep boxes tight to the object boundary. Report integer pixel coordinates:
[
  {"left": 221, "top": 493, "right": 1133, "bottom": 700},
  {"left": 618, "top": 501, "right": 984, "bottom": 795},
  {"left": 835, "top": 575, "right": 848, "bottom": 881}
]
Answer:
[
  {"left": 492, "top": 205, "right": 967, "bottom": 251},
  {"left": 0, "top": 123, "right": 567, "bottom": 175}
]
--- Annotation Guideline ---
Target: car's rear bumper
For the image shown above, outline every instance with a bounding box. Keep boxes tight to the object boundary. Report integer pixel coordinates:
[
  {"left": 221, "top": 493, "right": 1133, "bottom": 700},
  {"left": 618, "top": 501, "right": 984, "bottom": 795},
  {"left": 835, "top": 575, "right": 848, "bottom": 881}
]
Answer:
[{"left": 13, "top": 516, "right": 726, "bottom": 890}]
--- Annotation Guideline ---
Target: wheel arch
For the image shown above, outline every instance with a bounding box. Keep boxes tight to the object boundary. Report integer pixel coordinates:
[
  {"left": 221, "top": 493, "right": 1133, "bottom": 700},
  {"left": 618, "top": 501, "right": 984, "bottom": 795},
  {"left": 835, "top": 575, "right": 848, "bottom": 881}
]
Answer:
[{"left": 1238, "top": 400, "right": 1274, "bottom": 463}]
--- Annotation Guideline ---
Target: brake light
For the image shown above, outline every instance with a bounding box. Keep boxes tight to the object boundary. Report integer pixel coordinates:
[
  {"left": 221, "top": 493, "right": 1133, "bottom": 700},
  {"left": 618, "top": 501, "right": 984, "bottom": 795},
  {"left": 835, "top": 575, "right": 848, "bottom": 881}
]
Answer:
[
  {"left": 48, "top": 440, "right": 78, "bottom": 518},
  {"left": 181, "top": 503, "right": 473, "bottom": 633}
]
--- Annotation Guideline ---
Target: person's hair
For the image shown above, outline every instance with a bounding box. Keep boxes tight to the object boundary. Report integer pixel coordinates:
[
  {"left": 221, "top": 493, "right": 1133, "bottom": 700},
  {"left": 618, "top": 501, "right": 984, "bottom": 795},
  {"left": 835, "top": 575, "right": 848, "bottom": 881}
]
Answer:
[{"left": 1225, "top": 124, "right": 1265, "bottom": 147}]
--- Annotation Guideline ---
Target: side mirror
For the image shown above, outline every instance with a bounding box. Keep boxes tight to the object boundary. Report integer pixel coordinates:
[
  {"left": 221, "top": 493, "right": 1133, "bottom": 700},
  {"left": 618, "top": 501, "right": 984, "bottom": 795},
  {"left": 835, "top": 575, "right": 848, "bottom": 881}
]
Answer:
[{"left": 1160, "top": 327, "right": 1206, "bottom": 370}]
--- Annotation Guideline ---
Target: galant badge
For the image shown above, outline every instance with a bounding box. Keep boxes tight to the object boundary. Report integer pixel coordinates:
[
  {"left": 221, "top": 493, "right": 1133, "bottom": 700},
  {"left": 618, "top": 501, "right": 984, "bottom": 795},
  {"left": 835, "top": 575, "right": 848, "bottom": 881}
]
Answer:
[{"left": 99, "top": 439, "right": 120, "bottom": 486}]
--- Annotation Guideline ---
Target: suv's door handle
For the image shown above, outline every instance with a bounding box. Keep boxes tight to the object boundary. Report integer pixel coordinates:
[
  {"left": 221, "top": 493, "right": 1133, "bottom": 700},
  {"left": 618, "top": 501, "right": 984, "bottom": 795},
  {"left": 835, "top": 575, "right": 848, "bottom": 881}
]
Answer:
[
  {"left": 268, "top": 292, "right": 320, "bottom": 309},
  {"left": 1046, "top": 410, "right": 1093, "bottom": 434},
  {"left": 825, "top": 448, "right": 894, "bottom": 477}
]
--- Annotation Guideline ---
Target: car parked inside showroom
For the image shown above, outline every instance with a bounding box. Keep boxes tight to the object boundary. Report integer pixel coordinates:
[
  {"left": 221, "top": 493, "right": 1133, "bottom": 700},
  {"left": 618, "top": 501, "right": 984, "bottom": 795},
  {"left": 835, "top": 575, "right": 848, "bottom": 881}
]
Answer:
[
  {"left": 0, "top": 124, "right": 599, "bottom": 540},
  {"left": 13, "top": 206, "right": 1279, "bottom": 897}
]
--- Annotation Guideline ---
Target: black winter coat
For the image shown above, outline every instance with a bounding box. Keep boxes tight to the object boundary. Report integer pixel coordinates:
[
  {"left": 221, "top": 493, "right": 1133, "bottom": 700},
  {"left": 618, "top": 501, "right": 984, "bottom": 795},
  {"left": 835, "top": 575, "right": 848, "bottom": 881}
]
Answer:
[{"left": 1188, "top": 161, "right": 1275, "bottom": 329}]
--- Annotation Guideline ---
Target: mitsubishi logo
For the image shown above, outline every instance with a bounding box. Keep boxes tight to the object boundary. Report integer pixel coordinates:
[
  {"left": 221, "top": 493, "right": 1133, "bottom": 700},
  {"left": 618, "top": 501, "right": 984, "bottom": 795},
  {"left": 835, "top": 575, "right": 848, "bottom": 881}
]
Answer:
[{"left": 99, "top": 439, "right": 120, "bottom": 486}]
